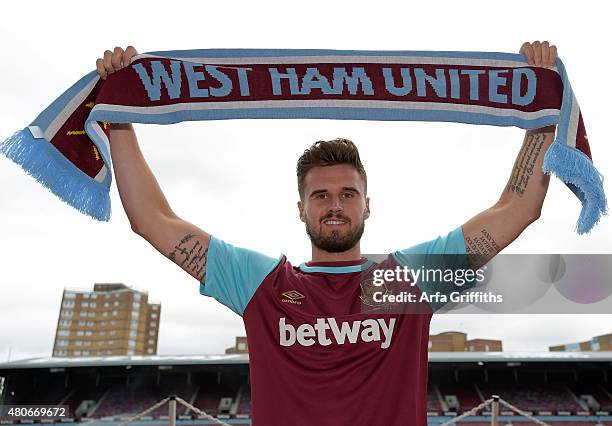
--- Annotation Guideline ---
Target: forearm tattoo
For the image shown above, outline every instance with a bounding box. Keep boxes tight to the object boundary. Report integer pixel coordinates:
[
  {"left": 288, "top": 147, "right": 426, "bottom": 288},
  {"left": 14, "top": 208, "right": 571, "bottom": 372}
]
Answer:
[
  {"left": 506, "top": 132, "right": 546, "bottom": 197},
  {"left": 169, "top": 233, "right": 208, "bottom": 281},
  {"left": 465, "top": 228, "right": 500, "bottom": 269}
]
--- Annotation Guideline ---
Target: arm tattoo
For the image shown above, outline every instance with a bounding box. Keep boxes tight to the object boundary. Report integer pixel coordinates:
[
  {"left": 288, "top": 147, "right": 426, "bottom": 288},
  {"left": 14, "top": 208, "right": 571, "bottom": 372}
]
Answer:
[
  {"left": 169, "top": 233, "right": 208, "bottom": 281},
  {"left": 465, "top": 228, "right": 500, "bottom": 270},
  {"left": 506, "top": 132, "right": 546, "bottom": 197}
]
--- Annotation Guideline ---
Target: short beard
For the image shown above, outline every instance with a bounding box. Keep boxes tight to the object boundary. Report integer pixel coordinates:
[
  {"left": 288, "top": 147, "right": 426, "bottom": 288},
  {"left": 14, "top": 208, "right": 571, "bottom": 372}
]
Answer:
[{"left": 305, "top": 216, "right": 365, "bottom": 253}]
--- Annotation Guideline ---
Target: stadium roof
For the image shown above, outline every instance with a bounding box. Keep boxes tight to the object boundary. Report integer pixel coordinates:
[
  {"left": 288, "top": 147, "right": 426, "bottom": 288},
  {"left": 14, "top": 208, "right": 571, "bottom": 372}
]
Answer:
[{"left": 1, "top": 352, "right": 611, "bottom": 370}]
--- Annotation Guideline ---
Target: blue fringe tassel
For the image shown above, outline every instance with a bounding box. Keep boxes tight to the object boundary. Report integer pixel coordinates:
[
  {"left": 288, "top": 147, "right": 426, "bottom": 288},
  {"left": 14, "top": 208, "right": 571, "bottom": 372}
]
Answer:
[
  {"left": 0, "top": 128, "right": 111, "bottom": 221},
  {"left": 543, "top": 140, "right": 608, "bottom": 234}
]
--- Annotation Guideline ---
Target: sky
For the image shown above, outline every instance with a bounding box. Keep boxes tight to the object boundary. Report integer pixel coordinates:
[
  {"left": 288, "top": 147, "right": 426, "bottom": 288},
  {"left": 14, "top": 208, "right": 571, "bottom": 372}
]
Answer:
[{"left": 1, "top": 0, "right": 611, "bottom": 361}]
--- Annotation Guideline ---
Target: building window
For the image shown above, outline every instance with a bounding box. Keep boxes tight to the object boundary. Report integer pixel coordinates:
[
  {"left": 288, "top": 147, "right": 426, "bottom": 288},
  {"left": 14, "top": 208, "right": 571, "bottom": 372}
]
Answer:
[
  {"left": 87, "top": 321, "right": 94, "bottom": 327},
  {"left": 74, "top": 350, "right": 81, "bottom": 356},
  {"left": 91, "top": 294, "right": 98, "bottom": 299},
  {"left": 128, "top": 340, "right": 136, "bottom": 348},
  {"left": 64, "top": 292, "right": 76, "bottom": 299},
  {"left": 109, "top": 340, "right": 114, "bottom": 345},
  {"left": 134, "top": 293, "right": 142, "bottom": 302},
  {"left": 238, "top": 342, "right": 246, "bottom": 351},
  {"left": 88, "top": 312, "right": 95, "bottom": 318},
  {"left": 150, "top": 321, "right": 156, "bottom": 328},
  {"left": 110, "top": 330, "right": 116, "bottom": 336},
  {"left": 84, "top": 341, "right": 92, "bottom": 346},
  {"left": 61, "top": 310, "right": 73, "bottom": 318},
  {"left": 80, "top": 311, "right": 87, "bottom": 317},
  {"left": 76, "top": 331, "right": 84, "bottom": 336},
  {"left": 85, "top": 331, "right": 93, "bottom": 336},
  {"left": 112, "top": 310, "right": 118, "bottom": 316},
  {"left": 103, "top": 312, "right": 108, "bottom": 317},
  {"left": 75, "top": 341, "right": 82, "bottom": 346},
  {"left": 59, "top": 320, "right": 72, "bottom": 328},
  {"left": 129, "top": 331, "right": 137, "bottom": 338},
  {"left": 151, "top": 313, "right": 158, "bottom": 319},
  {"left": 90, "top": 302, "right": 97, "bottom": 308},
  {"left": 127, "top": 349, "right": 135, "bottom": 356},
  {"left": 148, "top": 339, "right": 154, "bottom": 345},
  {"left": 104, "top": 302, "right": 109, "bottom": 308},
  {"left": 81, "top": 302, "right": 89, "bottom": 308},
  {"left": 78, "top": 321, "right": 85, "bottom": 326},
  {"left": 62, "top": 300, "right": 75, "bottom": 308},
  {"left": 83, "top": 294, "right": 90, "bottom": 299},
  {"left": 147, "top": 348, "right": 154, "bottom": 354},
  {"left": 149, "top": 331, "right": 155, "bottom": 337},
  {"left": 57, "top": 339, "right": 68, "bottom": 347},
  {"left": 57, "top": 330, "right": 70, "bottom": 337},
  {"left": 152, "top": 305, "right": 159, "bottom": 310}
]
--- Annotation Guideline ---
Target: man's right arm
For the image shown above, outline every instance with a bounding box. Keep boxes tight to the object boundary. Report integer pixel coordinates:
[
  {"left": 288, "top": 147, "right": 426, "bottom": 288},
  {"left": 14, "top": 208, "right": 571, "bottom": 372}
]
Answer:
[
  {"left": 99, "top": 47, "right": 211, "bottom": 283},
  {"left": 110, "top": 123, "right": 211, "bottom": 282}
]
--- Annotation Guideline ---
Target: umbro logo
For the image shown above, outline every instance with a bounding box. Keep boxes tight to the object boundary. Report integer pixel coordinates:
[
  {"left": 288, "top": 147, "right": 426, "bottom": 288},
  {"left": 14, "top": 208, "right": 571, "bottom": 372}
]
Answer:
[{"left": 281, "top": 290, "right": 305, "bottom": 305}]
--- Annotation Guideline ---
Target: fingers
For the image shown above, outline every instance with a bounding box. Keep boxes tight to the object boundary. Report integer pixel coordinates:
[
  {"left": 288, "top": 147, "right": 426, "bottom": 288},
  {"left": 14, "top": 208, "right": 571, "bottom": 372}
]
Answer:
[
  {"left": 548, "top": 44, "right": 558, "bottom": 68},
  {"left": 520, "top": 42, "right": 535, "bottom": 65},
  {"left": 123, "top": 45, "right": 138, "bottom": 66},
  {"left": 96, "top": 45, "right": 138, "bottom": 80},
  {"left": 520, "top": 40, "right": 558, "bottom": 69},
  {"left": 532, "top": 41, "right": 542, "bottom": 66},
  {"left": 95, "top": 58, "right": 107, "bottom": 80},
  {"left": 111, "top": 46, "right": 123, "bottom": 70}
]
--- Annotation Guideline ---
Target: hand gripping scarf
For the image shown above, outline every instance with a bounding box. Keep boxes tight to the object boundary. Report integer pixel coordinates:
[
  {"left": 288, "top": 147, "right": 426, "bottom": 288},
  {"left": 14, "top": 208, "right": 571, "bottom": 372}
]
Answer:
[{"left": 0, "top": 49, "right": 607, "bottom": 233}]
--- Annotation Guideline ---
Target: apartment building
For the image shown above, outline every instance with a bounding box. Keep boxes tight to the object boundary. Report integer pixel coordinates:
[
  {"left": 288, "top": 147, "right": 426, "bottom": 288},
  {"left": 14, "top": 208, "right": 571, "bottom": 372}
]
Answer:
[{"left": 53, "top": 283, "right": 160, "bottom": 357}]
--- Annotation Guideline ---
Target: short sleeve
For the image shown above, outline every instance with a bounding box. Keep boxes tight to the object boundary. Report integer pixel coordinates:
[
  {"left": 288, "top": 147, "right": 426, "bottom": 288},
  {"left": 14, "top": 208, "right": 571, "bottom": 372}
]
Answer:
[
  {"left": 199, "top": 235, "right": 282, "bottom": 316},
  {"left": 392, "top": 225, "right": 476, "bottom": 312}
]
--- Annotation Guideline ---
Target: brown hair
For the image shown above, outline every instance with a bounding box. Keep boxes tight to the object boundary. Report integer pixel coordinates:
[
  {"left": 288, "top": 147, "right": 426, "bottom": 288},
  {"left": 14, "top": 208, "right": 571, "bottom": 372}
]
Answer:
[{"left": 296, "top": 138, "right": 367, "bottom": 199}]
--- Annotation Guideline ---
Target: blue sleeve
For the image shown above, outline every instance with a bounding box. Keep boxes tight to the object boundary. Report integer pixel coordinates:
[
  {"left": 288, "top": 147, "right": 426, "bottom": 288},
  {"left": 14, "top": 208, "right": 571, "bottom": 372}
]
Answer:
[
  {"left": 199, "top": 235, "right": 282, "bottom": 316},
  {"left": 392, "top": 225, "right": 475, "bottom": 312}
]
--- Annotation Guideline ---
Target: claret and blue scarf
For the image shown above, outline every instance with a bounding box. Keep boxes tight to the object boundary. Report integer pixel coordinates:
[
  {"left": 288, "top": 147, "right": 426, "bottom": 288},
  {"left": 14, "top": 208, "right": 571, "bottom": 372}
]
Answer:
[{"left": 0, "top": 48, "right": 606, "bottom": 233}]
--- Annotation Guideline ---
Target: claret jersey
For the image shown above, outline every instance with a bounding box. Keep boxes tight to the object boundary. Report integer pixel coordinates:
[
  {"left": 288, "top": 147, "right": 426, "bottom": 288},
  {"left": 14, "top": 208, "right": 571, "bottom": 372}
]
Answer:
[{"left": 199, "top": 226, "right": 471, "bottom": 426}]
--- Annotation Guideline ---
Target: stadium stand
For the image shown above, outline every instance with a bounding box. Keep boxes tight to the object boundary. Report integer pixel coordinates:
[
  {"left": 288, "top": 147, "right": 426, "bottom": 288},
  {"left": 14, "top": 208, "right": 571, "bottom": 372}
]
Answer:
[{"left": 0, "top": 352, "right": 611, "bottom": 424}]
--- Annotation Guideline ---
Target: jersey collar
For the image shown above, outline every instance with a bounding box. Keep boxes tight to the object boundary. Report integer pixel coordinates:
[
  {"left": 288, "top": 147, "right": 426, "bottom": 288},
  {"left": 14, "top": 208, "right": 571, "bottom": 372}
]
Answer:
[{"left": 299, "top": 258, "right": 375, "bottom": 274}]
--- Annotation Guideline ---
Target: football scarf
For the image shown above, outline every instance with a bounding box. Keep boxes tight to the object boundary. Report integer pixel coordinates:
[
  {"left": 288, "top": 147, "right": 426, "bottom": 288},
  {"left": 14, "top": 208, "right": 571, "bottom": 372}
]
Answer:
[{"left": 0, "top": 48, "right": 606, "bottom": 233}]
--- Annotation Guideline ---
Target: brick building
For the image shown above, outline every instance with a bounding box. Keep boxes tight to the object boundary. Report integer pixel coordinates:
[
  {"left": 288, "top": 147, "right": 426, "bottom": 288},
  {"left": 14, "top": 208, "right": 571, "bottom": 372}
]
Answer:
[
  {"left": 550, "top": 332, "right": 612, "bottom": 352},
  {"left": 53, "top": 283, "right": 160, "bottom": 357},
  {"left": 428, "top": 331, "right": 503, "bottom": 352}
]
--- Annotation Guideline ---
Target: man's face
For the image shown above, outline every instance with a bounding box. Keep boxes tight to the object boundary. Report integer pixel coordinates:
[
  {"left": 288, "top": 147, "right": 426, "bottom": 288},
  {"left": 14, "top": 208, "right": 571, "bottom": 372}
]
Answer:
[{"left": 298, "top": 164, "right": 370, "bottom": 253}]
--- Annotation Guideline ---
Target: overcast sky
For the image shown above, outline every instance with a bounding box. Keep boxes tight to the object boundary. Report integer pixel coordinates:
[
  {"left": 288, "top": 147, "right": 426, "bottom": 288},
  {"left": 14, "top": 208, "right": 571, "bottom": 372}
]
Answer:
[{"left": 1, "top": 0, "right": 611, "bottom": 361}]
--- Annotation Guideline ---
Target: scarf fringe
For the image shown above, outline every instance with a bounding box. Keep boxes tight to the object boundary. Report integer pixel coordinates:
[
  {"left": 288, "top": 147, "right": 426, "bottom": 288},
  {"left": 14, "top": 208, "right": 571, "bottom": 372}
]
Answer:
[
  {"left": 543, "top": 140, "right": 608, "bottom": 234},
  {"left": 0, "top": 128, "right": 111, "bottom": 221}
]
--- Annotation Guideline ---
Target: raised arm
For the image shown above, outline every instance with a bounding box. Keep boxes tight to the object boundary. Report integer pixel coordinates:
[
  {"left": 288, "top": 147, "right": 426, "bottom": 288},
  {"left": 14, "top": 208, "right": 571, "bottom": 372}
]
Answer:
[
  {"left": 461, "top": 41, "right": 558, "bottom": 269},
  {"left": 97, "top": 46, "right": 211, "bottom": 282}
]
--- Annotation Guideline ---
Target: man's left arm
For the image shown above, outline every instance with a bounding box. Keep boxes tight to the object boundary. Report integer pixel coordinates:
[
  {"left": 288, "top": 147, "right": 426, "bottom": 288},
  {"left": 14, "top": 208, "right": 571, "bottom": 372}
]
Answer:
[{"left": 462, "top": 41, "right": 558, "bottom": 269}]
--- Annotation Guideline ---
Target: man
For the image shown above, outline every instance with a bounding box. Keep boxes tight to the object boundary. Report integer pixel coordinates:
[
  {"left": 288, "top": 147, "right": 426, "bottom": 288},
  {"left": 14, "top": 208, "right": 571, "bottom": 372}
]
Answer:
[{"left": 96, "top": 41, "right": 558, "bottom": 425}]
